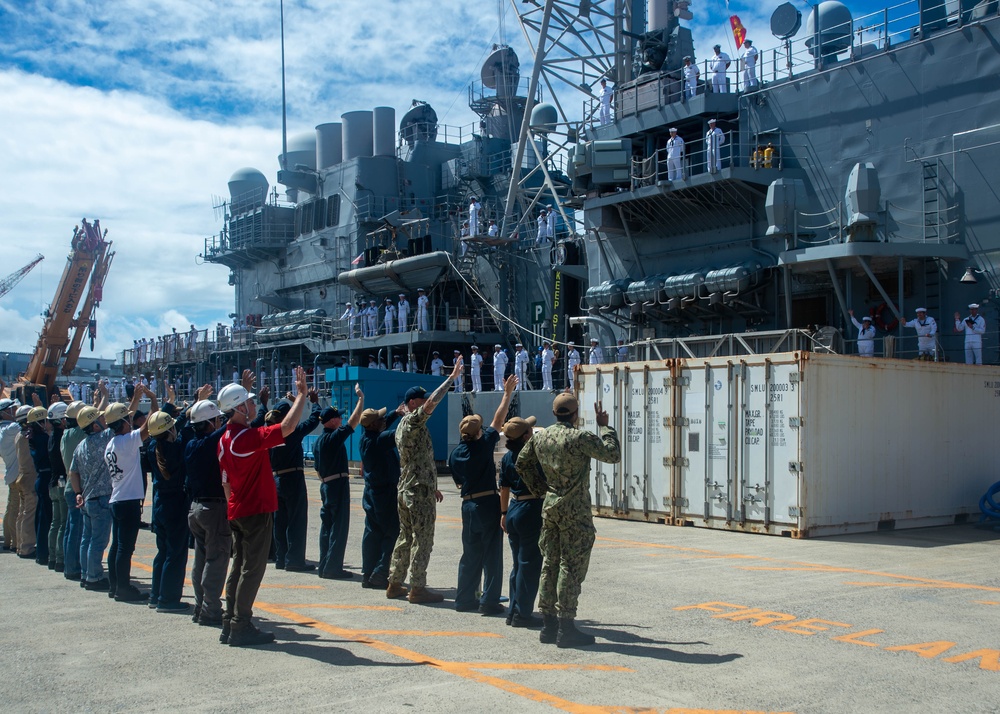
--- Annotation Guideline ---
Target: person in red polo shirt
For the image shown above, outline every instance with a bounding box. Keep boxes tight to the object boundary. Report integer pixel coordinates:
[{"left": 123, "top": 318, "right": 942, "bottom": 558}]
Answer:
[{"left": 217, "top": 366, "right": 309, "bottom": 647}]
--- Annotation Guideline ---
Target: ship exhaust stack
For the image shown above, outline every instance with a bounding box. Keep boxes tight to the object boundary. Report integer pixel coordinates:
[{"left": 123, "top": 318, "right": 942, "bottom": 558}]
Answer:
[
  {"left": 765, "top": 178, "right": 805, "bottom": 241},
  {"left": 373, "top": 107, "right": 396, "bottom": 157},
  {"left": 342, "top": 110, "right": 374, "bottom": 160},
  {"left": 316, "top": 123, "right": 343, "bottom": 169},
  {"left": 845, "top": 162, "right": 881, "bottom": 243}
]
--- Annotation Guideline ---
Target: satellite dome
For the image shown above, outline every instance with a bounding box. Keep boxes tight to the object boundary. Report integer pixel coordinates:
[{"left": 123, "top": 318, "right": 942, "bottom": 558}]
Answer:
[
  {"left": 530, "top": 103, "right": 558, "bottom": 134},
  {"left": 279, "top": 131, "right": 317, "bottom": 171},
  {"left": 804, "top": 1, "right": 853, "bottom": 58},
  {"left": 228, "top": 167, "right": 268, "bottom": 202}
]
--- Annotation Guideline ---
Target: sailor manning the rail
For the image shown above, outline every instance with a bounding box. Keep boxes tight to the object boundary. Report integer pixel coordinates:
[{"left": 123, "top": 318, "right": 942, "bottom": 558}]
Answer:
[
  {"left": 340, "top": 302, "right": 356, "bottom": 338},
  {"left": 468, "top": 196, "right": 481, "bottom": 237},
  {"left": 682, "top": 56, "right": 699, "bottom": 99},
  {"left": 397, "top": 294, "right": 410, "bottom": 333},
  {"left": 954, "top": 303, "right": 986, "bottom": 365},
  {"left": 514, "top": 344, "right": 529, "bottom": 390},
  {"left": 709, "top": 45, "right": 731, "bottom": 94},
  {"left": 430, "top": 352, "right": 444, "bottom": 377},
  {"left": 383, "top": 299, "right": 396, "bottom": 335},
  {"left": 740, "top": 39, "right": 758, "bottom": 90},
  {"left": 598, "top": 78, "right": 613, "bottom": 125},
  {"left": 452, "top": 351, "right": 465, "bottom": 392},
  {"left": 566, "top": 342, "right": 581, "bottom": 388},
  {"left": 588, "top": 337, "right": 604, "bottom": 365},
  {"left": 900, "top": 308, "right": 938, "bottom": 360},
  {"left": 666, "top": 128, "right": 684, "bottom": 181},
  {"left": 706, "top": 119, "right": 725, "bottom": 173},
  {"left": 536, "top": 209, "right": 549, "bottom": 245},
  {"left": 469, "top": 346, "right": 484, "bottom": 392},
  {"left": 493, "top": 344, "right": 509, "bottom": 391},
  {"left": 416, "top": 288, "right": 430, "bottom": 331},
  {"left": 848, "top": 310, "right": 877, "bottom": 357},
  {"left": 541, "top": 342, "right": 555, "bottom": 391}
]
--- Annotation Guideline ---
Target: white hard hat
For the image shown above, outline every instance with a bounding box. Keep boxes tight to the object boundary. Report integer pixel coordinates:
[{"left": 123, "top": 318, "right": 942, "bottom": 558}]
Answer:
[
  {"left": 218, "top": 383, "right": 254, "bottom": 412},
  {"left": 15, "top": 405, "right": 32, "bottom": 423},
  {"left": 189, "top": 399, "right": 225, "bottom": 424},
  {"left": 47, "top": 402, "right": 68, "bottom": 420},
  {"left": 0, "top": 398, "right": 17, "bottom": 413}
]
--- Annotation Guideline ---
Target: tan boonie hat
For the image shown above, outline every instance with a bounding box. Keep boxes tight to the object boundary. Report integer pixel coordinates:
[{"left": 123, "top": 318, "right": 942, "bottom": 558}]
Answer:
[
  {"left": 553, "top": 393, "right": 579, "bottom": 416},
  {"left": 360, "top": 407, "right": 387, "bottom": 428},
  {"left": 502, "top": 416, "right": 537, "bottom": 439},
  {"left": 459, "top": 414, "right": 483, "bottom": 437}
]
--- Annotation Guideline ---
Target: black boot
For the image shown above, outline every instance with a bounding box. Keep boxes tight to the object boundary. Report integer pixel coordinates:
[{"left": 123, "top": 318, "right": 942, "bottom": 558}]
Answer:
[
  {"left": 539, "top": 614, "right": 559, "bottom": 644},
  {"left": 556, "top": 618, "right": 596, "bottom": 648},
  {"left": 219, "top": 617, "right": 231, "bottom": 645},
  {"left": 228, "top": 622, "right": 275, "bottom": 648}
]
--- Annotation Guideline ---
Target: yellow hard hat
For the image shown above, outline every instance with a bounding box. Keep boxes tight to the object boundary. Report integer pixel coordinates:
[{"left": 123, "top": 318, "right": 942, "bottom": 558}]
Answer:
[
  {"left": 103, "top": 402, "right": 131, "bottom": 425},
  {"left": 27, "top": 406, "right": 48, "bottom": 425},
  {"left": 147, "top": 410, "right": 176, "bottom": 437},
  {"left": 76, "top": 406, "right": 103, "bottom": 429}
]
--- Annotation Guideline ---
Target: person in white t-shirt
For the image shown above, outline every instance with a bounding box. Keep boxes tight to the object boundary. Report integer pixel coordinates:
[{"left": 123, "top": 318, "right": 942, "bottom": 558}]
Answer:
[{"left": 104, "top": 386, "right": 157, "bottom": 602}]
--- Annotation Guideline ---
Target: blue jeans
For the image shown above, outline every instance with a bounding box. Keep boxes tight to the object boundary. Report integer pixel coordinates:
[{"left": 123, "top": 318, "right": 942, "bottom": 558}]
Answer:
[
  {"left": 63, "top": 486, "right": 82, "bottom": 576},
  {"left": 109, "top": 499, "right": 142, "bottom": 594},
  {"left": 150, "top": 491, "right": 190, "bottom": 606},
  {"left": 274, "top": 474, "right": 308, "bottom": 568},
  {"left": 506, "top": 498, "right": 543, "bottom": 618},
  {"left": 81, "top": 494, "right": 112, "bottom": 582},
  {"left": 361, "top": 485, "right": 399, "bottom": 578},
  {"left": 456, "top": 496, "right": 503, "bottom": 609},
  {"left": 318, "top": 478, "right": 350, "bottom": 577},
  {"left": 34, "top": 475, "right": 52, "bottom": 563},
  {"left": 49, "top": 484, "right": 67, "bottom": 565}
]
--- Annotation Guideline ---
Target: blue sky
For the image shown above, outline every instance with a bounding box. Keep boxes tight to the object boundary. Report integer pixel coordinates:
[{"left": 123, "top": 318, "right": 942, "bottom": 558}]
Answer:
[{"left": 0, "top": 0, "right": 889, "bottom": 361}]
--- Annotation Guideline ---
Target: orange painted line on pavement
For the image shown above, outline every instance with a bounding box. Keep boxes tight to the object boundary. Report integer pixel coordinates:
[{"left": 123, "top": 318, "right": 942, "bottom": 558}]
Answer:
[
  {"left": 271, "top": 603, "right": 403, "bottom": 611},
  {"left": 974, "top": 600, "right": 1000, "bottom": 606},
  {"left": 336, "top": 629, "right": 502, "bottom": 638},
  {"left": 464, "top": 662, "right": 633, "bottom": 672},
  {"left": 258, "top": 584, "right": 323, "bottom": 589},
  {"left": 255, "top": 602, "right": 760, "bottom": 714}
]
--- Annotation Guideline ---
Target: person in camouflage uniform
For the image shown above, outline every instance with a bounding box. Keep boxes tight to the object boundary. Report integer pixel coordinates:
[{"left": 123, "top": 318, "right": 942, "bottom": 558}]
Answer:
[
  {"left": 387, "top": 357, "right": 464, "bottom": 604},
  {"left": 516, "top": 392, "right": 620, "bottom": 648}
]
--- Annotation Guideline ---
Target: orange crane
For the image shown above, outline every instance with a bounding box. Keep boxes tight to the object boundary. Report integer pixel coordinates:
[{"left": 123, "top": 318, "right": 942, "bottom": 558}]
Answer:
[
  {"left": 0, "top": 254, "right": 44, "bottom": 299},
  {"left": 10, "top": 219, "right": 115, "bottom": 405}
]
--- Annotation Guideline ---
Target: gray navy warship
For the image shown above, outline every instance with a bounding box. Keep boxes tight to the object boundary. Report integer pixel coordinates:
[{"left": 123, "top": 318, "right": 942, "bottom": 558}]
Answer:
[{"left": 122, "top": 0, "right": 1000, "bottom": 537}]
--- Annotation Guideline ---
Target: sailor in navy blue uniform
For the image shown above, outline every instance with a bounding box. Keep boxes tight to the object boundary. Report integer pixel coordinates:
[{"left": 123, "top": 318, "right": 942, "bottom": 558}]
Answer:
[
  {"left": 448, "top": 374, "right": 517, "bottom": 614},
  {"left": 498, "top": 414, "right": 541, "bottom": 627},
  {"left": 849, "top": 310, "right": 876, "bottom": 357},
  {"left": 358, "top": 402, "right": 404, "bottom": 589}
]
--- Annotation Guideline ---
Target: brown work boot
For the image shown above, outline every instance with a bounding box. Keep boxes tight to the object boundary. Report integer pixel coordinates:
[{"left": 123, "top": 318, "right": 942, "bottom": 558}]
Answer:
[
  {"left": 407, "top": 586, "right": 444, "bottom": 604},
  {"left": 386, "top": 582, "right": 409, "bottom": 599}
]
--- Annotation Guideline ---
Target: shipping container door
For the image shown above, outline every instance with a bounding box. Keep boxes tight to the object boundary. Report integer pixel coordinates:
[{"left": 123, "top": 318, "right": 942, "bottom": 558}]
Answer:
[
  {"left": 620, "top": 364, "right": 673, "bottom": 520},
  {"left": 580, "top": 366, "right": 619, "bottom": 512},
  {"left": 736, "top": 359, "right": 800, "bottom": 528},
  {"left": 678, "top": 360, "right": 738, "bottom": 524}
]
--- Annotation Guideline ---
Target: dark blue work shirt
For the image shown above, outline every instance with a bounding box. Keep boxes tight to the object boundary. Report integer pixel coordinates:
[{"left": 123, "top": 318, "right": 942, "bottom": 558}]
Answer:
[
  {"left": 314, "top": 424, "right": 354, "bottom": 478},
  {"left": 269, "top": 403, "right": 321, "bottom": 474},
  {"left": 498, "top": 443, "right": 537, "bottom": 498},
  {"left": 448, "top": 427, "right": 500, "bottom": 497},
  {"left": 359, "top": 412, "right": 401, "bottom": 490},
  {"left": 183, "top": 424, "right": 227, "bottom": 500}
]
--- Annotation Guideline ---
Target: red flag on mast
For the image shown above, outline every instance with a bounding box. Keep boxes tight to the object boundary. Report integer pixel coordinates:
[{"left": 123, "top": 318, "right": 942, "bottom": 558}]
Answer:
[{"left": 730, "top": 15, "right": 747, "bottom": 48}]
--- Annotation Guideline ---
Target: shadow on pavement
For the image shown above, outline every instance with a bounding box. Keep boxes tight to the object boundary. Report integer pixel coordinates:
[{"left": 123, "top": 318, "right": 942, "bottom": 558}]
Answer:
[
  {"left": 272, "top": 640, "right": 425, "bottom": 668},
  {"left": 575, "top": 623, "right": 739, "bottom": 663}
]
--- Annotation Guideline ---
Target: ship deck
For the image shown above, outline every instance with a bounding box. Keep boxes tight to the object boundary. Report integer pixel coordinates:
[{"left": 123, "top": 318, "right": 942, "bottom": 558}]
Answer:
[{"left": 1, "top": 473, "right": 998, "bottom": 712}]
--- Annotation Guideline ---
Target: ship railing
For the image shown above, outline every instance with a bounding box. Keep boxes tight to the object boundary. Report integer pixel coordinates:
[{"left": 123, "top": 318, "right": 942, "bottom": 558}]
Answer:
[
  {"left": 395, "top": 121, "right": 483, "bottom": 158},
  {"left": 468, "top": 77, "right": 542, "bottom": 109},
  {"left": 846, "top": 328, "right": 1000, "bottom": 364},
  {"left": 632, "top": 130, "right": 787, "bottom": 187},
  {"left": 335, "top": 305, "right": 499, "bottom": 337}
]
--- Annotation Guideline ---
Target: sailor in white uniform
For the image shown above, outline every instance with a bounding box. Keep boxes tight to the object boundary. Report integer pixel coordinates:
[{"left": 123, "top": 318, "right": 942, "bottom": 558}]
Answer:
[
  {"left": 901, "top": 308, "right": 938, "bottom": 360},
  {"left": 709, "top": 44, "right": 730, "bottom": 94},
  {"left": 682, "top": 56, "right": 699, "bottom": 99},
  {"left": 397, "top": 294, "right": 410, "bottom": 332},
  {"left": 599, "top": 78, "right": 613, "bottom": 125},
  {"left": 566, "top": 342, "right": 581, "bottom": 389},
  {"left": 493, "top": 344, "right": 508, "bottom": 391},
  {"left": 469, "top": 345, "right": 484, "bottom": 392},
  {"left": 666, "top": 127, "right": 685, "bottom": 181},
  {"left": 383, "top": 298, "right": 397, "bottom": 335},
  {"left": 546, "top": 205, "right": 557, "bottom": 241},
  {"left": 706, "top": 118, "right": 725, "bottom": 172},
  {"left": 416, "top": 288, "right": 429, "bottom": 331},
  {"left": 588, "top": 337, "right": 604, "bottom": 365},
  {"left": 452, "top": 350, "right": 464, "bottom": 392},
  {"left": 954, "top": 303, "right": 986, "bottom": 365},
  {"left": 430, "top": 351, "right": 444, "bottom": 376},
  {"left": 468, "top": 196, "right": 481, "bottom": 236},
  {"left": 741, "top": 39, "right": 758, "bottom": 90},
  {"left": 513, "top": 344, "right": 529, "bottom": 390},
  {"left": 487, "top": 220, "right": 499, "bottom": 238},
  {"left": 849, "top": 310, "right": 877, "bottom": 357},
  {"left": 392, "top": 356, "right": 404, "bottom": 371},
  {"left": 341, "top": 301, "right": 356, "bottom": 337},
  {"left": 536, "top": 209, "right": 549, "bottom": 246},
  {"left": 616, "top": 340, "right": 628, "bottom": 362},
  {"left": 541, "top": 342, "right": 555, "bottom": 391}
]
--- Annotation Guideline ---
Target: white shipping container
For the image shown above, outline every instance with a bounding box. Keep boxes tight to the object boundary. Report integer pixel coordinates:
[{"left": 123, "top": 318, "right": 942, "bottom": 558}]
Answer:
[{"left": 577, "top": 352, "right": 1000, "bottom": 537}]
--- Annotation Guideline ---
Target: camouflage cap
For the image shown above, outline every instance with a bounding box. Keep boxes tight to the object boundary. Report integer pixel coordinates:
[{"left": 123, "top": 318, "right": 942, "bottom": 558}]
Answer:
[
  {"left": 553, "top": 393, "right": 579, "bottom": 416},
  {"left": 360, "top": 407, "right": 387, "bottom": 428},
  {"left": 459, "top": 414, "right": 483, "bottom": 437},
  {"left": 502, "top": 416, "right": 537, "bottom": 439}
]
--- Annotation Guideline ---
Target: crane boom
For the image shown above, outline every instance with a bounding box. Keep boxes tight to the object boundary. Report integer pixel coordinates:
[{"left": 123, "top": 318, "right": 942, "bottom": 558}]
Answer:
[
  {"left": 0, "top": 254, "right": 44, "bottom": 298},
  {"left": 20, "top": 219, "right": 113, "bottom": 399}
]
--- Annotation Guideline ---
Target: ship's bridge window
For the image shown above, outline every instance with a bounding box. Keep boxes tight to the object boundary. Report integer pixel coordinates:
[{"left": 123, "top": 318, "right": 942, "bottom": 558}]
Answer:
[
  {"left": 298, "top": 202, "right": 313, "bottom": 235},
  {"left": 327, "top": 194, "right": 341, "bottom": 227}
]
